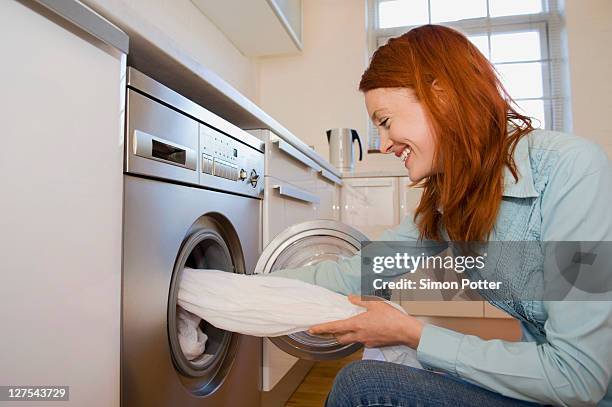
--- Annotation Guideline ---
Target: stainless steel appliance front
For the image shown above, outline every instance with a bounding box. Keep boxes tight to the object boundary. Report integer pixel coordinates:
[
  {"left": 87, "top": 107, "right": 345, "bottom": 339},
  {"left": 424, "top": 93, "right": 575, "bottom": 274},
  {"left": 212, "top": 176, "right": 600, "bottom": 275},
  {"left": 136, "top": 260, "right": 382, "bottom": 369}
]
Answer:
[
  {"left": 122, "top": 69, "right": 263, "bottom": 406},
  {"left": 125, "top": 67, "right": 264, "bottom": 199},
  {"left": 123, "top": 177, "right": 262, "bottom": 406}
]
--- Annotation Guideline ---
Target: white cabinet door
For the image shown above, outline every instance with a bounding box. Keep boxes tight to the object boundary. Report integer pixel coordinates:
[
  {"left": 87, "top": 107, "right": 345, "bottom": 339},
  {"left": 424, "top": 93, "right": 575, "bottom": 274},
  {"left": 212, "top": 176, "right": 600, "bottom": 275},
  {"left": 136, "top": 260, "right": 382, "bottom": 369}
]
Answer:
[
  {"left": 0, "top": 2, "right": 125, "bottom": 406},
  {"left": 341, "top": 177, "right": 399, "bottom": 239},
  {"left": 398, "top": 176, "right": 422, "bottom": 220},
  {"left": 191, "top": 0, "right": 302, "bottom": 56},
  {"left": 261, "top": 176, "right": 320, "bottom": 392},
  {"left": 333, "top": 183, "right": 341, "bottom": 220},
  {"left": 316, "top": 174, "right": 341, "bottom": 221}
]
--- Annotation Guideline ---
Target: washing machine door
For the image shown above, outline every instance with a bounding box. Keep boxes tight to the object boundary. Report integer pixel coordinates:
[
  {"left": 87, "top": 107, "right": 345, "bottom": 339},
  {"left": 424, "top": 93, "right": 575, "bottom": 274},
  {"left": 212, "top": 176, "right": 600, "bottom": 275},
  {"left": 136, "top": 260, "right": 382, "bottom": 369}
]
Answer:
[
  {"left": 255, "top": 219, "right": 369, "bottom": 361},
  {"left": 167, "top": 215, "right": 246, "bottom": 396}
]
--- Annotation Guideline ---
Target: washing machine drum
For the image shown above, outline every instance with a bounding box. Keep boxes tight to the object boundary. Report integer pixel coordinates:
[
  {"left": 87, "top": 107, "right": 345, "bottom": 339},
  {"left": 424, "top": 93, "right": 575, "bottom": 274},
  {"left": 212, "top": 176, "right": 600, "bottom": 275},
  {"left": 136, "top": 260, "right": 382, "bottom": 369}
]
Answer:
[
  {"left": 167, "top": 217, "right": 243, "bottom": 395},
  {"left": 254, "top": 220, "right": 369, "bottom": 360}
]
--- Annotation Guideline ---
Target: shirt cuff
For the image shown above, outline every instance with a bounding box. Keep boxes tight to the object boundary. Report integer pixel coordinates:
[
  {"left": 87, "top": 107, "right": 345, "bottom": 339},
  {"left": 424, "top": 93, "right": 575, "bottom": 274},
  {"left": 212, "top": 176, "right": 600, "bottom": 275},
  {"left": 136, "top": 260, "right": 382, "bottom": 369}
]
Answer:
[{"left": 416, "top": 324, "right": 465, "bottom": 375}]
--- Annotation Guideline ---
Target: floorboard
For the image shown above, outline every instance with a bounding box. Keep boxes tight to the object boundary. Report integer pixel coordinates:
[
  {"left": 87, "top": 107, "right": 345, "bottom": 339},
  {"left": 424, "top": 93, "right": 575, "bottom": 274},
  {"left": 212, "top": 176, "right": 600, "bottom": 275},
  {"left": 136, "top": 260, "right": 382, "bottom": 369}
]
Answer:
[{"left": 284, "top": 351, "right": 363, "bottom": 407}]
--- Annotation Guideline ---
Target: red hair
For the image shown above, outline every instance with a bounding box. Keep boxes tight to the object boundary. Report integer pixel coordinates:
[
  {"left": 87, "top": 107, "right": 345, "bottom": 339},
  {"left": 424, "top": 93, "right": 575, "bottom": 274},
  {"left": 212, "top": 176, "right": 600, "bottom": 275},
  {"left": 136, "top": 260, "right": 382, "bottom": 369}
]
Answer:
[{"left": 359, "top": 25, "right": 533, "bottom": 242}]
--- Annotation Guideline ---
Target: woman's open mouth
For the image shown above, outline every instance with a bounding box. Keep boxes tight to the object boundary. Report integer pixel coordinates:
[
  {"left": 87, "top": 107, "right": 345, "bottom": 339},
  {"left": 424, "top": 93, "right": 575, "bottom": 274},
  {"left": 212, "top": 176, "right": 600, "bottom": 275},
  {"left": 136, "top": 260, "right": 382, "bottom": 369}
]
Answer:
[{"left": 399, "top": 146, "right": 411, "bottom": 162}]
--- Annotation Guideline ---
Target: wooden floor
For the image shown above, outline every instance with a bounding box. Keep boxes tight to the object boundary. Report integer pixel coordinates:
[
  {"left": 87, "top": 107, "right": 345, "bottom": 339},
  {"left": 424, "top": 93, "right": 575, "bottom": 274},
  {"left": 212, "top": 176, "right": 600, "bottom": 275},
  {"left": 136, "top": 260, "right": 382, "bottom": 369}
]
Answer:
[{"left": 285, "top": 351, "right": 363, "bottom": 407}]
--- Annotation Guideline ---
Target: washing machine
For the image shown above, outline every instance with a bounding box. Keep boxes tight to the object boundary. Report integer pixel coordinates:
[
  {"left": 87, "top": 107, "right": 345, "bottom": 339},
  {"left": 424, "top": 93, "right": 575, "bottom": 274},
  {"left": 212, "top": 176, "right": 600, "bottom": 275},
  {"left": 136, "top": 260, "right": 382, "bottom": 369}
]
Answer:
[
  {"left": 122, "top": 68, "right": 264, "bottom": 406},
  {"left": 122, "top": 68, "right": 372, "bottom": 407}
]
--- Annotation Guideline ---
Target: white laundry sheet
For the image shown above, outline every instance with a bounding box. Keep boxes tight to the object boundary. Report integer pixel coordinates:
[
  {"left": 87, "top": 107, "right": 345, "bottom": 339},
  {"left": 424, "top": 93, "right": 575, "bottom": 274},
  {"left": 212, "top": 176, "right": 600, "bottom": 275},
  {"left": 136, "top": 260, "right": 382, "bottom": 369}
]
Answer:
[
  {"left": 177, "top": 307, "right": 208, "bottom": 360},
  {"left": 177, "top": 268, "right": 422, "bottom": 368}
]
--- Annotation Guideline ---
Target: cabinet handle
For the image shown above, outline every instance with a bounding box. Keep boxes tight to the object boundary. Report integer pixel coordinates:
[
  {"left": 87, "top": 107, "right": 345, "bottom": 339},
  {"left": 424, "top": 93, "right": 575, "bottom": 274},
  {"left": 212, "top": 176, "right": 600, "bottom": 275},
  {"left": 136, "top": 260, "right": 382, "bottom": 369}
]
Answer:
[
  {"left": 273, "top": 139, "right": 322, "bottom": 172},
  {"left": 319, "top": 168, "right": 343, "bottom": 186},
  {"left": 349, "top": 180, "right": 393, "bottom": 188},
  {"left": 273, "top": 184, "right": 320, "bottom": 204}
]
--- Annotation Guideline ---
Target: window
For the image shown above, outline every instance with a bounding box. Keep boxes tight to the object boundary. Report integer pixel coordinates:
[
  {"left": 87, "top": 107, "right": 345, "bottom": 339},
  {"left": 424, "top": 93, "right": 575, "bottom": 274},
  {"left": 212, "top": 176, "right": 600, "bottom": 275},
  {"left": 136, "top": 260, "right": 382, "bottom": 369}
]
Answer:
[{"left": 367, "top": 0, "right": 567, "bottom": 152}]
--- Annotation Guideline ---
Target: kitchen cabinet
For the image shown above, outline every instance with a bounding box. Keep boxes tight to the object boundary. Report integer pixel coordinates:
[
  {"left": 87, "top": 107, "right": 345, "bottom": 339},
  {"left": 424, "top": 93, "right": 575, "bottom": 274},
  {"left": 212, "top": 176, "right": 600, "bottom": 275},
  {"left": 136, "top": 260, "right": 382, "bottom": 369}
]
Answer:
[
  {"left": 250, "top": 129, "right": 343, "bottom": 402},
  {"left": 252, "top": 129, "right": 342, "bottom": 241},
  {"left": 0, "top": 2, "right": 127, "bottom": 406},
  {"left": 317, "top": 170, "right": 342, "bottom": 221},
  {"left": 253, "top": 129, "right": 322, "bottom": 245},
  {"left": 341, "top": 177, "right": 400, "bottom": 239},
  {"left": 266, "top": 176, "right": 319, "bottom": 240},
  {"left": 191, "top": 0, "right": 302, "bottom": 56},
  {"left": 398, "top": 176, "right": 422, "bottom": 218}
]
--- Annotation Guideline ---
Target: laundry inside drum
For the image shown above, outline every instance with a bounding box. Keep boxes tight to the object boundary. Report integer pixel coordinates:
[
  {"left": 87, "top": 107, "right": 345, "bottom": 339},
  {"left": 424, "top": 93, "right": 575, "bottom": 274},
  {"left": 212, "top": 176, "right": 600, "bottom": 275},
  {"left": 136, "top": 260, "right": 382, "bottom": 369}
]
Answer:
[
  {"left": 168, "top": 230, "right": 236, "bottom": 380},
  {"left": 176, "top": 306, "right": 208, "bottom": 361}
]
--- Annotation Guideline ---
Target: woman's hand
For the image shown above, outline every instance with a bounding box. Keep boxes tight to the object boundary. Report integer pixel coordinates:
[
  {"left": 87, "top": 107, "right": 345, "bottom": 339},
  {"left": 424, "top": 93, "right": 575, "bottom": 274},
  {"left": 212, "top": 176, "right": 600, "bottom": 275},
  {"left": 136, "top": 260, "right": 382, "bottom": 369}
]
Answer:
[{"left": 308, "top": 294, "right": 424, "bottom": 349}]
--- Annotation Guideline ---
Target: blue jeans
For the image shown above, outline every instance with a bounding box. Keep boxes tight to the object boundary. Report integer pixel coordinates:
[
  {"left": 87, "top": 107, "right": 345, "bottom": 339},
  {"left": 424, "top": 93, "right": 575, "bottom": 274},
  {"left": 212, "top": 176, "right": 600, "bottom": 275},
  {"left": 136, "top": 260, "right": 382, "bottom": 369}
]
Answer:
[{"left": 325, "top": 360, "right": 542, "bottom": 407}]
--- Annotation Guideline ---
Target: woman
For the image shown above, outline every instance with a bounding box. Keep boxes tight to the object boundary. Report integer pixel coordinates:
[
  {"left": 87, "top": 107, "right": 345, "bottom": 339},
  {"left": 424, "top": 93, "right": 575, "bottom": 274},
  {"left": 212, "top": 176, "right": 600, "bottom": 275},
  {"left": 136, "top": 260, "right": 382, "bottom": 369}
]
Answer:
[{"left": 272, "top": 25, "right": 612, "bottom": 406}]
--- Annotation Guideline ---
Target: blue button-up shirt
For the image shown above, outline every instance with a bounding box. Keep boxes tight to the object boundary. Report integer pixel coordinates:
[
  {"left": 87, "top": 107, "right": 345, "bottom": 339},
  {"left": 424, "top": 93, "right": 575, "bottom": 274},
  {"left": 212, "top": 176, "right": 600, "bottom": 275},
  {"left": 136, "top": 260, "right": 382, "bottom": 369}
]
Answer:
[{"left": 271, "top": 129, "right": 612, "bottom": 406}]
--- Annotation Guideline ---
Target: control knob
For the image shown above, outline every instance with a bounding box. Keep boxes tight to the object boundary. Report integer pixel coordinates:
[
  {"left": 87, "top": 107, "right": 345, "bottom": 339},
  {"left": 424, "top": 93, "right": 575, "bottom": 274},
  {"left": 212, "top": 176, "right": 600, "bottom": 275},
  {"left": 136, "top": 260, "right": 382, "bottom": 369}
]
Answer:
[
  {"left": 239, "top": 169, "right": 248, "bottom": 181},
  {"left": 249, "top": 169, "right": 259, "bottom": 188}
]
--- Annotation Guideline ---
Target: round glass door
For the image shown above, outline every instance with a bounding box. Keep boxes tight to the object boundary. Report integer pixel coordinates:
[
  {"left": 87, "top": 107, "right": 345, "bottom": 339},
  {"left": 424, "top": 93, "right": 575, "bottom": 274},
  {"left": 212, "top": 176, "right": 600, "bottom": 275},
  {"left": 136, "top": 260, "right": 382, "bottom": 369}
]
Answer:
[
  {"left": 167, "top": 215, "right": 244, "bottom": 396},
  {"left": 255, "top": 220, "right": 369, "bottom": 360}
]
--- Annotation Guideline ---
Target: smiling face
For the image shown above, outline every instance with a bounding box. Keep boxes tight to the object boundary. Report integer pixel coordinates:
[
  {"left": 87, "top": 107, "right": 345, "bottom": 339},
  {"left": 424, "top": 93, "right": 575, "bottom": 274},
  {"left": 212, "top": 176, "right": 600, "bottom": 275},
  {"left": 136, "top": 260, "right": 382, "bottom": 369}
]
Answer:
[{"left": 365, "top": 87, "right": 439, "bottom": 182}]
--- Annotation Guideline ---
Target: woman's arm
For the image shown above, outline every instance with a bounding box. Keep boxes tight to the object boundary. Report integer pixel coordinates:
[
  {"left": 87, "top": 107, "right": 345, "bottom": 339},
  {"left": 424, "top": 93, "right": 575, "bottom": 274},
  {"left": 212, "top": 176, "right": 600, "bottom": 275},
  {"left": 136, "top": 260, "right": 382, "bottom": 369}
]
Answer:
[
  {"left": 417, "top": 142, "right": 612, "bottom": 406},
  {"left": 418, "top": 301, "right": 612, "bottom": 406},
  {"left": 268, "top": 215, "right": 438, "bottom": 295}
]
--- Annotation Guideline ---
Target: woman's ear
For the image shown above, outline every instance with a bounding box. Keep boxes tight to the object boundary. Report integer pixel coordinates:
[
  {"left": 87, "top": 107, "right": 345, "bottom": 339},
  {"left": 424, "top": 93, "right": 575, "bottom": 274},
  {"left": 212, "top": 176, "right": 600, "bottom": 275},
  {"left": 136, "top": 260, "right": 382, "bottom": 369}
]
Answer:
[
  {"left": 431, "top": 79, "right": 444, "bottom": 94},
  {"left": 431, "top": 79, "right": 448, "bottom": 108}
]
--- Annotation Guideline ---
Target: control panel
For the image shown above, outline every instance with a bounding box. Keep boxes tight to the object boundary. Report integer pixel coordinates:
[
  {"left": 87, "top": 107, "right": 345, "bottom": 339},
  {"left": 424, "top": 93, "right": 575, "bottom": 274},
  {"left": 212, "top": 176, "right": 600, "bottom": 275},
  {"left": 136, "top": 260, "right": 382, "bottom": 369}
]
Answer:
[
  {"left": 199, "top": 124, "right": 263, "bottom": 198},
  {"left": 125, "top": 70, "right": 264, "bottom": 200}
]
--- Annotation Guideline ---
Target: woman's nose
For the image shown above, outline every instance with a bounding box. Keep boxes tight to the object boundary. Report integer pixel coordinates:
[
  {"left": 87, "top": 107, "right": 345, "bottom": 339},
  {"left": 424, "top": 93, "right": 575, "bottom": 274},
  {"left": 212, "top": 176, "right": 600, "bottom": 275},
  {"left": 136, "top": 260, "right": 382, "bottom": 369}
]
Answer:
[{"left": 379, "top": 134, "right": 394, "bottom": 154}]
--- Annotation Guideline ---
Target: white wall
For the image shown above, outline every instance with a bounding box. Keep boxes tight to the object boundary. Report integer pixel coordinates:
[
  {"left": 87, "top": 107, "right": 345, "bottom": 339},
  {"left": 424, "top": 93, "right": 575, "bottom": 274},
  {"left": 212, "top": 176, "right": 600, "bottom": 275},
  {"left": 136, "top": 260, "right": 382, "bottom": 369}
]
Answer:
[
  {"left": 84, "top": 0, "right": 258, "bottom": 99},
  {"left": 77, "top": 0, "right": 612, "bottom": 162},
  {"left": 257, "top": 0, "right": 400, "bottom": 172},
  {"left": 564, "top": 0, "right": 612, "bottom": 155},
  {"left": 257, "top": 0, "right": 612, "bottom": 170}
]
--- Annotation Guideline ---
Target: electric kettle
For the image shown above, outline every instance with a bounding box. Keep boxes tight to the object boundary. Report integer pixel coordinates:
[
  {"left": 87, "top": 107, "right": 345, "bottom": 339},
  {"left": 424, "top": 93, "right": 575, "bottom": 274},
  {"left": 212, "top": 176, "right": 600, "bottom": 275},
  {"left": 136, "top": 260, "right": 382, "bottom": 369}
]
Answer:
[{"left": 326, "top": 128, "right": 363, "bottom": 172}]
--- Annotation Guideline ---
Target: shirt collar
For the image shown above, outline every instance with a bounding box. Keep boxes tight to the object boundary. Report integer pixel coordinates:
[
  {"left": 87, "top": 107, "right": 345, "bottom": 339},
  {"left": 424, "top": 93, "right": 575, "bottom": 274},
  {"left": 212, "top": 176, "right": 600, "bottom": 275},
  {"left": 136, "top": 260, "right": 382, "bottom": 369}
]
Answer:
[{"left": 502, "top": 135, "right": 539, "bottom": 198}]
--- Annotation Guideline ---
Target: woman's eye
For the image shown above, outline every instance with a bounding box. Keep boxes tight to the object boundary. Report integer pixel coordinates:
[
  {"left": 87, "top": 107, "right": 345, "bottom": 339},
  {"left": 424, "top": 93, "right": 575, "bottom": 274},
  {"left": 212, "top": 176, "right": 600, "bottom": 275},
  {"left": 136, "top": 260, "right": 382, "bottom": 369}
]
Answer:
[{"left": 379, "top": 118, "right": 390, "bottom": 129}]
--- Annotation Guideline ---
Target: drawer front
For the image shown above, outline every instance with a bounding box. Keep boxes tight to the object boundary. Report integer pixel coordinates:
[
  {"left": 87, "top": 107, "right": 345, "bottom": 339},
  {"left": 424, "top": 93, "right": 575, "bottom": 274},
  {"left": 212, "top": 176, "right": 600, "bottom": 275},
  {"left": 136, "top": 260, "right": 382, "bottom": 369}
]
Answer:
[
  {"left": 263, "top": 176, "right": 319, "bottom": 245},
  {"left": 265, "top": 136, "right": 319, "bottom": 186}
]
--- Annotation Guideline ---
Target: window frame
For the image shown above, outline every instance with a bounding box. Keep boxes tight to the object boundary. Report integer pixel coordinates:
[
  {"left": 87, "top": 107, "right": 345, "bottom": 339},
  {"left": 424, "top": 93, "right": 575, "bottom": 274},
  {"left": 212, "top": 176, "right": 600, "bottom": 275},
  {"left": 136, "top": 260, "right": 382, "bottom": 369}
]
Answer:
[{"left": 366, "top": 0, "right": 566, "bottom": 153}]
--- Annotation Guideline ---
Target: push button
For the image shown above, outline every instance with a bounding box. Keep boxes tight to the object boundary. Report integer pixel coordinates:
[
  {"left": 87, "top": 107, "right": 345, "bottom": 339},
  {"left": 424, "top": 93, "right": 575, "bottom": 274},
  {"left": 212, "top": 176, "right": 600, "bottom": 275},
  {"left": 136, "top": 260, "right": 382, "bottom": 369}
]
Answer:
[
  {"left": 202, "top": 154, "right": 213, "bottom": 174},
  {"left": 212, "top": 159, "right": 222, "bottom": 178}
]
